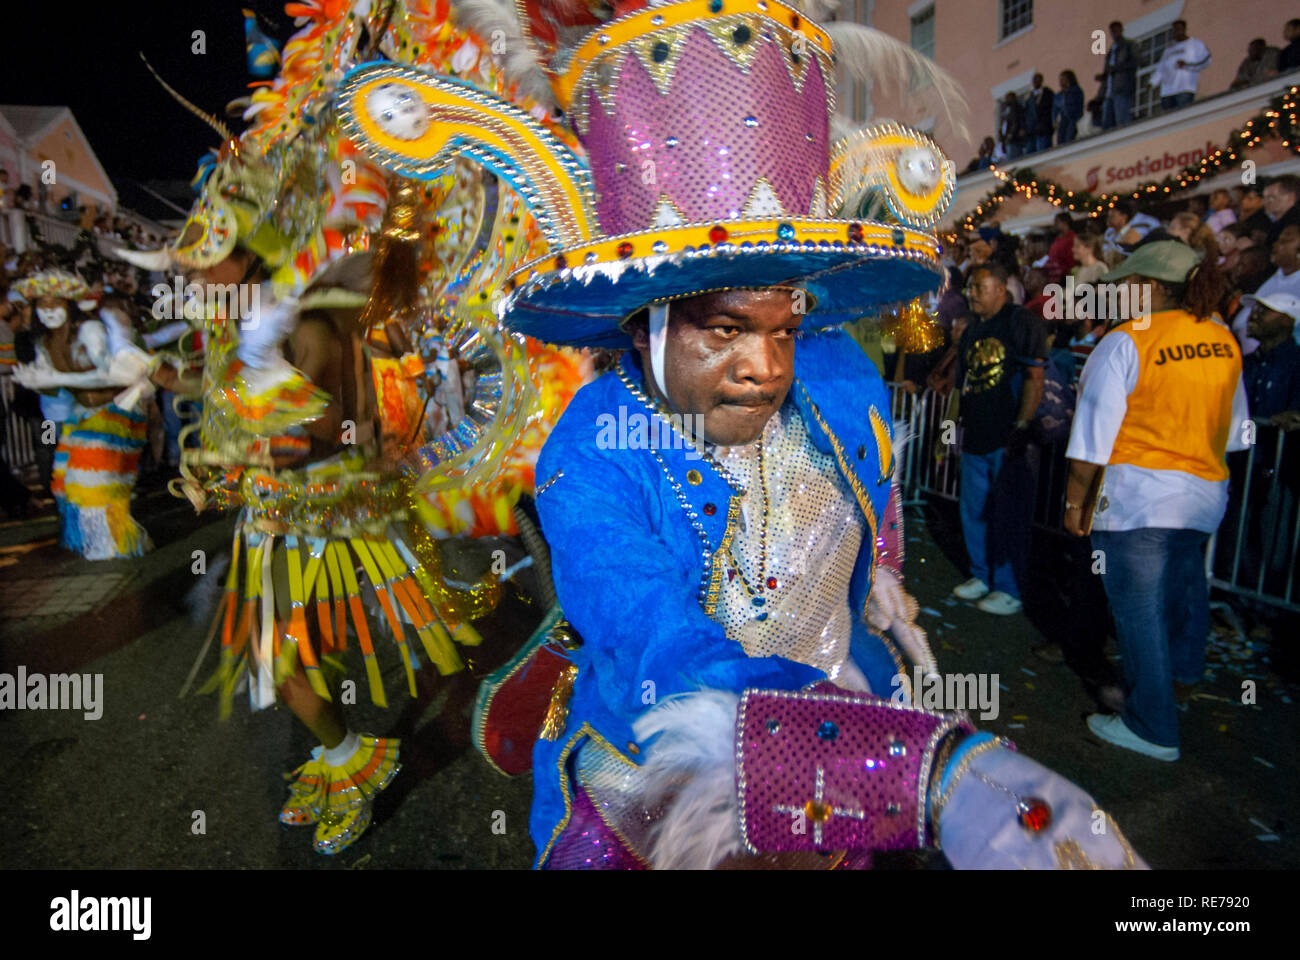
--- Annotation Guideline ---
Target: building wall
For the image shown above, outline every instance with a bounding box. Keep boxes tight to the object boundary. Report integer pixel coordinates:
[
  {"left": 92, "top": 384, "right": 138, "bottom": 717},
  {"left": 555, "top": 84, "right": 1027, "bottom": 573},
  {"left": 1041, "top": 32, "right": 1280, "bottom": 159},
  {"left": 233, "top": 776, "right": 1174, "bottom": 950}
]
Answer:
[
  {"left": 856, "top": 0, "right": 1297, "bottom": 168},
  {"left": 26, "top": 114, "right": 117, "bottom": 214}
]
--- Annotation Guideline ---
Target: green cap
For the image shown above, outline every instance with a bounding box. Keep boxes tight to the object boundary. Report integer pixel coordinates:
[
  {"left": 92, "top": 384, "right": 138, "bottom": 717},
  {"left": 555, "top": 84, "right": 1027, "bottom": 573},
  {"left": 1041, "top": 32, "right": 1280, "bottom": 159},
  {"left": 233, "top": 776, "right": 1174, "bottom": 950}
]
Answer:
[{"left": 1103, "top": 240, "right": 1203, "bottom": 284}]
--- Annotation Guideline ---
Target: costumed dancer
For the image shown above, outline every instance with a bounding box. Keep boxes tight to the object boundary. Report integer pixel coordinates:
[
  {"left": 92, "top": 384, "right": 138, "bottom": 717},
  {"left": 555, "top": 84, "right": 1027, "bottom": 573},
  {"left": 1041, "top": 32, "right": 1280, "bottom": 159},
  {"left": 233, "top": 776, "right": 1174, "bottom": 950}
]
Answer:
[
  {"left": 341, "top": 0, "right": 1147, "bottom": 868},
  {"left": 12, "top": 270, "right": 165, "bottom": 559},
  {"left": 120, "top": 0, "right": 588, "bottom": 856}
]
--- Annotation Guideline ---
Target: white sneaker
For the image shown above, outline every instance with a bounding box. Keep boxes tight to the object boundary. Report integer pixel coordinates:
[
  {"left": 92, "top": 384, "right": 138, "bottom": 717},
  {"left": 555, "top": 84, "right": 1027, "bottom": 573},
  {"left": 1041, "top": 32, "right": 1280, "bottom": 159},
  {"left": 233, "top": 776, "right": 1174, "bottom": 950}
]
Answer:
[
  {"left": 976, "top": 591, "right": 1022, "bottom": 615},
  {"left": 1086, "top": 714, "right": 1179, "bottom": 762},
  {"left": 952, "top": 577, "right": 990, "bottom": 600}
]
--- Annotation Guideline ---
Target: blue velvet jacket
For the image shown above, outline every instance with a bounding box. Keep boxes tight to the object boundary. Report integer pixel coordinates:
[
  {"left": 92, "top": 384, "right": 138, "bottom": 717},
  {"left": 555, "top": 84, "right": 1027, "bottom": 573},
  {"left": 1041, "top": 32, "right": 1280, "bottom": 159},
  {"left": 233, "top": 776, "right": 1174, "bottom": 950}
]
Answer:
[{"left": 529, "top": 329, "right": 909, "bottom": 866}]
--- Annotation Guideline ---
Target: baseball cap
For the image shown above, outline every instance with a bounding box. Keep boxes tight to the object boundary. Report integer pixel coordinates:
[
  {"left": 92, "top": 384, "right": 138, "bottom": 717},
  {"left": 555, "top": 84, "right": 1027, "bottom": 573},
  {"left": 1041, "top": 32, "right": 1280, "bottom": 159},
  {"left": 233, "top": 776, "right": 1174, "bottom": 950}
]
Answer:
[
  {"left": 1251, "top": 291, "right": 1300, "bottom": 321},
  {"left": 1103, "top": 241, "right": 1203, "bottom": 284}
]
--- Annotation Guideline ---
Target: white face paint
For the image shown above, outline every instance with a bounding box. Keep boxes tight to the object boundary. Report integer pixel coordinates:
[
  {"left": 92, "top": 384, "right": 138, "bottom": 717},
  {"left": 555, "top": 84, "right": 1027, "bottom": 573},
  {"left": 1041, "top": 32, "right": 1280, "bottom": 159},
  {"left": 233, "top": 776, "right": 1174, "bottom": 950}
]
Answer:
[
  {"left": 36, "top": 306, "right": 68, "bottom": 329},
  {"left": 365, "top": 83, "right": 430, "bottom": 141},
  {"left": 896, "top": 147, "right": 942, "bottom": 196}
]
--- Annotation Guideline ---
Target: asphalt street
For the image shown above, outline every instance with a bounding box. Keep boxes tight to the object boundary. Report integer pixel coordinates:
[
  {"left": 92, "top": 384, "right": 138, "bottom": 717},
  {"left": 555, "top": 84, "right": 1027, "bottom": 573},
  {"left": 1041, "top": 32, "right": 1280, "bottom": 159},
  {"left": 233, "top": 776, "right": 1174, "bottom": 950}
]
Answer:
[{"left": 0, "top": 484, "right": 1295, "bottom": 870}]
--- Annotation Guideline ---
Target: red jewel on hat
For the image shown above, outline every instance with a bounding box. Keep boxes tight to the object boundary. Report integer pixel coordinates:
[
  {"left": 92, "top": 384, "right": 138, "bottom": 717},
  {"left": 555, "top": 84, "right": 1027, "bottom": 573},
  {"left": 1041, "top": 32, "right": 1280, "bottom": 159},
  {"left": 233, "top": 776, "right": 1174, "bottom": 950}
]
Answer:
[
  {"left": 703, "top": 502, "right": 717, "bottom": 515},
  {"left": 766, "top": 576, "right": 777, "bottom": 590},
  {"left": 708, "top": 225, "right": 729, "bottom": 244},
  {"left": 617, "top": 241, "right": 634, "bottom": 259},
  {"left": 848, "top": 222, "right": 864, "bottom": 243},
  {"left": 555, "top": 254, "right": 568, "bottom": 269},
  {"left": 728, "top": 569, "right": 737, "bottom": 582},
  {"left": 1017, "top": 798, "right": 1052, "bottom": 832},
  {"left": 791, "top": 13, "right": 801, "bottom": 28}
]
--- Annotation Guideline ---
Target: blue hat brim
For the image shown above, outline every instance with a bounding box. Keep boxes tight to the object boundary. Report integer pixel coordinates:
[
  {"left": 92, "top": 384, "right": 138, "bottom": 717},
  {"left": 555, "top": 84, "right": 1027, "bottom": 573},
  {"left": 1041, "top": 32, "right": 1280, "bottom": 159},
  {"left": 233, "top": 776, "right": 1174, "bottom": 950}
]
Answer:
[{"left": 499, "top": 245, "right": 943, "bottom": 348}]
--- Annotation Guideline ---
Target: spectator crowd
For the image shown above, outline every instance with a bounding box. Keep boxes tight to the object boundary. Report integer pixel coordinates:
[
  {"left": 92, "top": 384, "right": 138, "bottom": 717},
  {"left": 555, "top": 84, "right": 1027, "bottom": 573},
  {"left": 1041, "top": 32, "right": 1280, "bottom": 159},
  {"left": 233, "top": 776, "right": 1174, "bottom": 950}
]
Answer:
[
  {"left": 967, "top": 17, "right": 1300, "bottom": 171},
  {"left": 873, "top": 172, "right": 1300, "bottom": 763}
]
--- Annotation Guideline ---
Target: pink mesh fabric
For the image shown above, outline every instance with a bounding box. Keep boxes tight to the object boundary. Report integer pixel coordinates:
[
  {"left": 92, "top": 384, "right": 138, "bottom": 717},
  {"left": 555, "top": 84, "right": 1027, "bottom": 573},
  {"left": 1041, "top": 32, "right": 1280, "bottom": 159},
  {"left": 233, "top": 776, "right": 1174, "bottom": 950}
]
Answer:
[
  {"left": 737, "top": 688, "right": 965, "bottom": 855},
  {"left": 584, "top": 28, "right": 830, "bottom": 235},
  {"left": 544, "top": 786, "right": 646, "bottom": 870}
]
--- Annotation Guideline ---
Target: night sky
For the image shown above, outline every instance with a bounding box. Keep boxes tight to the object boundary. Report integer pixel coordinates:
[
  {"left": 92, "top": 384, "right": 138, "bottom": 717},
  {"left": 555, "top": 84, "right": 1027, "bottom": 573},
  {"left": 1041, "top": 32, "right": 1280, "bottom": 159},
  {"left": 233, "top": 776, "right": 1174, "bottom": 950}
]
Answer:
[{"left": 7, "top": 1, "right": 298, "bottom": 218}]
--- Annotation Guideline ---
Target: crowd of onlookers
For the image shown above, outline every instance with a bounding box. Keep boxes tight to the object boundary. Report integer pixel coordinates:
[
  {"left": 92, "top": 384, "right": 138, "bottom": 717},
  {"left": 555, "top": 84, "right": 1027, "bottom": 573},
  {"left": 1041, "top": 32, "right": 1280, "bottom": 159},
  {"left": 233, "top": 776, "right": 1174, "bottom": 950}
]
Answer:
[
  {"left": 0, "top": 227, "right": 192, "bottom": 521},
  {"left": 874, "top": 175, "right": 1300, "bottom": 732},
  {"left": 966, "top": 17, "right": 1300, "bottom": 170}
]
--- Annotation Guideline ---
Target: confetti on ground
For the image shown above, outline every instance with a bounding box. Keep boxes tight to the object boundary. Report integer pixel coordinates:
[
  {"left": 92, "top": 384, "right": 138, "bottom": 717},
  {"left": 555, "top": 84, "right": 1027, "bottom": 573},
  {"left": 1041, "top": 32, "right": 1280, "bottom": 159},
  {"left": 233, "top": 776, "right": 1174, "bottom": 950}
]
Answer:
[
  {"left": 1024, "top": 682, "right": 1035, "bottom": 690},
  {"left": 1020, "top": 667, "right": 1037, "bottom": 677},
  {"left": 1249, "top": 817, "right": 1273, "bottom": 832},
  {"left": 1006, "top": 723, "right": 1025, "bottom": 729},
  {"left": 999, "top": 683, "right": 1010, "bottom": 691},
  {"left": 1013, "top": 715, "right": 1029, "bottom": 720},
  {"left": 942, "top": 597, "right": 959, "bottom": 607},
  {"left": 1257, "top": 835, "right": 1280, "bottom": 842},
  {"left": 1253, "top": 757, "right": 1275, "bottom": 769},
  {"left": 942, "top": 622, "right": 957, "bottom": 630},
  {"left": 920, "top": 607, "right": 943, "bottom": 618}
]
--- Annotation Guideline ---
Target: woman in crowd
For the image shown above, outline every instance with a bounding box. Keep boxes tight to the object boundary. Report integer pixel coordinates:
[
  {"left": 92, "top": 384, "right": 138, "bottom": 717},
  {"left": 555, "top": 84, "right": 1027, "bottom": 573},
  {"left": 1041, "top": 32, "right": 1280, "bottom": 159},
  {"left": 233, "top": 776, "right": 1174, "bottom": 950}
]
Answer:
[
  {"left": 1064, "top": 242, "right": 1247, "bottom": 761},
  {"left": 1071, "top": 230, "right": 1109, "bottom": 285},
  {"left": 13, "top": 269, "right": 164, "bottom": 559}
]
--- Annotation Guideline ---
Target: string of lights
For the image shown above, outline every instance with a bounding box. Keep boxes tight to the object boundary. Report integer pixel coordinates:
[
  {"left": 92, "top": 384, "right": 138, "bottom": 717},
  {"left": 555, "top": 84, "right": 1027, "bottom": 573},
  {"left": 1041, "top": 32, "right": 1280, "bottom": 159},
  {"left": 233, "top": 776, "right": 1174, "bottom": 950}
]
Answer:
[{"left": 945, "top": 85, "right": 1300, "bottom": 241}]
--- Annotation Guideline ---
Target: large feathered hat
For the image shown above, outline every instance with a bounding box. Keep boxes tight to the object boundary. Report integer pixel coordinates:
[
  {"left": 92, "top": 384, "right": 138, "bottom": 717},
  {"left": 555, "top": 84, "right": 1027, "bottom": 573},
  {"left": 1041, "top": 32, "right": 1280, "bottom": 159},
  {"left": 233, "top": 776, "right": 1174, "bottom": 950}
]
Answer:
[{"left": 337, "top": 0, "right": 960, "bottom": 347}]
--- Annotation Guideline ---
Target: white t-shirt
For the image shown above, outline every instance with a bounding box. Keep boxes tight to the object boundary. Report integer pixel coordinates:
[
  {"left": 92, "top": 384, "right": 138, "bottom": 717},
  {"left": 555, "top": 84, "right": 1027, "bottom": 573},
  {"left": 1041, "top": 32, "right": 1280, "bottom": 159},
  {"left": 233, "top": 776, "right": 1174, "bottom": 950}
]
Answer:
[
  {"left": 1152, "top": 38, "right": 1212, "bottom": 95},
  {"left": 1065, "top": 325, "right": 1249, "bottom": 533},
  {"left": 1232, "top": 265, "right": 1300, "bottom": 354}
]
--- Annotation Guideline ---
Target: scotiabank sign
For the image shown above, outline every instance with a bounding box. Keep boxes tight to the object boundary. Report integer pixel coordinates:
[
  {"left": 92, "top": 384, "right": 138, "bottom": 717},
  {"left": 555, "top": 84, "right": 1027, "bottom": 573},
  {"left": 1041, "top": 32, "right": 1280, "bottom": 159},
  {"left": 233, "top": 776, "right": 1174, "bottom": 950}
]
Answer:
[{"left": 1081, "top": 140, "right": 1218, "bottom": 192}]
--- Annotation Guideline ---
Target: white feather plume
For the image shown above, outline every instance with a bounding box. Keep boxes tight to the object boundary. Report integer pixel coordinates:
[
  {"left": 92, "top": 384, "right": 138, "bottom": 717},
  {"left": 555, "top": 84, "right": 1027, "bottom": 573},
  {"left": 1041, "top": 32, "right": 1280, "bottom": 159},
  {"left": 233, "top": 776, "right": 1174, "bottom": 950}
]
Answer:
[
  {"left": 450, "top": 0, "right": 558, "bottom": 111},
  {"left": 824, "top": 22, "right": 969, "bottom": 142},
  {"left": 633, "top": 691, "right": 745, "bottom": 870}
]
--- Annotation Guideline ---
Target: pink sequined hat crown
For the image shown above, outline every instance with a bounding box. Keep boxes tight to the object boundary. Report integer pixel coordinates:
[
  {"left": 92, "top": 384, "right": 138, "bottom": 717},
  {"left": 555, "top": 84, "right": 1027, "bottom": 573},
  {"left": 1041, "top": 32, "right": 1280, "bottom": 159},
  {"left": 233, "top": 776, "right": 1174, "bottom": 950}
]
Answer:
[{"left": 339, "top": 0, "right": 957, "bottom": 346}]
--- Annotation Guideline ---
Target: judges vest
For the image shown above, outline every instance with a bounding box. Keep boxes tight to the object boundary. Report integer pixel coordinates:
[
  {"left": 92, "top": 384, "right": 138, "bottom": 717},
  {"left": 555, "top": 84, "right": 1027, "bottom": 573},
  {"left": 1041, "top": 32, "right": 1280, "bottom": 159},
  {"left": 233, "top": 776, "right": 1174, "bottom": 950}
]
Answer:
[{"left": 1108, "top": 309, "right": 1240, "bottom": 482}]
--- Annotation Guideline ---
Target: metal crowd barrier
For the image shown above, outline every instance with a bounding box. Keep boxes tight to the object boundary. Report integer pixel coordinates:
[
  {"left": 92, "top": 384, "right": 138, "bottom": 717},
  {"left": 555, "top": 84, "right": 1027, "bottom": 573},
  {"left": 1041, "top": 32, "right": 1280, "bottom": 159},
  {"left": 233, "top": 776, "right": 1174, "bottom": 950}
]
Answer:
[
  {"left": 885, "top": 383, "right": 1300, "bottom": 614},
  {"left": 0, "top": 375, "right": 38, "bottom": 474}
]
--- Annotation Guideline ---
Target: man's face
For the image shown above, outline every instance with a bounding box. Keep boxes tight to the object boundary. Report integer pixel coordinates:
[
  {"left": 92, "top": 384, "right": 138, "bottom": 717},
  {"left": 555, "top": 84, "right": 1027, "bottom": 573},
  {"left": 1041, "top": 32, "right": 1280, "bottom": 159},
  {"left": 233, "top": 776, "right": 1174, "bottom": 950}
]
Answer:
[
  {"left": 1107, "top": 208, "right": 1127, "bottom": 230},
  {"left": 1264, "top": 182, "right": 1296, "bottom": 218},
  {"left": 1033, "top": 74, "right": 1043, "bottom": 89},
  {"left": 1210, "top": 190, "right": 1229, "bottom": 211},
  {"left": 1110, "top": 23, "right": 1124, "bottom": 41},
  {"left": 965, "top": 270, "right": 1008, "bottom": 318},
  {"left": 633, "top": 289, "right": 800, "bottom": 446},
  {"left": 1248, "top": 303, "right": 1296, "bottom": 341},
  {"left": 1287, "top": 21, "right": 1300, "bottom": 42},
  {"left": 1272, "top": 225, "right": 1300, "bottom": 269},
  {"left": 1249, "top": 40, "right": 1266, "bottom": 60},
  {"left": 1172, "top": 22, "right": 1187, "bottom": 42},
  {"left": 1239, "top": 188, "right": 1264, "bottom": 216}
]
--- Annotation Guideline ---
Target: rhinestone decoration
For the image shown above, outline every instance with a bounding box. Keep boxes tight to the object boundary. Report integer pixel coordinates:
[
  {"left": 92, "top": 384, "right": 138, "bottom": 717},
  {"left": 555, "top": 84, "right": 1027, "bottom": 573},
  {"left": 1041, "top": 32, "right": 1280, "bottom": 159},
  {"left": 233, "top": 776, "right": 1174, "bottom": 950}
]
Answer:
[
  {"left": 709, "top": 0, "right": 723, "bottom": 11},
  {"left": 766, "top": 718, "right": 781, "bottom": 734},
  {"left": 733, "top": 25, "right": 751, "bottom": 44},
  {"left": 776, "top": 222, "right": 796, "bottom": 240},
  {"left": 709, "top": 224, "right": 729, "bottom": 243},
  {"left": 616, "top": 240, "right": 634, "bottom": 258},
  {"left": 708, "top": 403, "right": 862, "bottom": 677},
  {"left": 744, "top": 115, "right": 758, "bottom": 127},
  {"left": 1018, "top": 798, "right": 1053, "bottom": 832},
  {"left": 652, "top": 240, "right": 668, "bottom": 252},
  {"left": 703, "top": 502, "right": 717, "bottom": 515},
  {"left": 652, "top": 40, "right": 671, "bottom": 62},
  {"left": 817, "top": 721, "right": 839, "bottom": 742},
  {"left": 847, "top": 222, "right": 864, "bottom": 243}
]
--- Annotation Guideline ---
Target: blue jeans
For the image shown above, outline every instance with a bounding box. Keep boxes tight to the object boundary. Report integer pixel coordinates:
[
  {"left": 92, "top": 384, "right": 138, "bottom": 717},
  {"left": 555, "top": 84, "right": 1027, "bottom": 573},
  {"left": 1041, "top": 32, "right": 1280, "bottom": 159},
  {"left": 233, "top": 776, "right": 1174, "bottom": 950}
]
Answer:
[
  {"left": 1091, "top": 528, "right": 1210, "bottom": 748},
  {"left": 1057, "top": 119, "right": 1078, "bottom": 144},
  {"left": 1032, "top": 134, "right": 1052, "bottom": 153},
  {"left": 1161, "top": 92, "right": 1194, "bottom": 111},
  {"left": 1102, "top": 94, "right": 1133, "bottom": 129},
  {"left": 959, "top": 449, "right": 1020, "bottom": 598},
  {"left": 1005, "top": 141, "right": 1023, "bottom": 160}
]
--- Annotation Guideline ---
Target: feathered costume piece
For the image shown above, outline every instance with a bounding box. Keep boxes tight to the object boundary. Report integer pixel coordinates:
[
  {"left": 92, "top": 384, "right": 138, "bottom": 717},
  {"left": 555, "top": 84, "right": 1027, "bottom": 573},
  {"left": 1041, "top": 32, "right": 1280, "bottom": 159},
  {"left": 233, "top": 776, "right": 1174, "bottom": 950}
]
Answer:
[{"left": 124, "top": 2, "right": 590, "bottom": 723}]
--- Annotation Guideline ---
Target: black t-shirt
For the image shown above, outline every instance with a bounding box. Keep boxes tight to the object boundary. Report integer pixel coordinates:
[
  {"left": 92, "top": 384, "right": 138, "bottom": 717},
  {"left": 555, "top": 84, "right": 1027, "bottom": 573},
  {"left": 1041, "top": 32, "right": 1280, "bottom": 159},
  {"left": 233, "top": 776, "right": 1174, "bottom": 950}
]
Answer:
[
  {"left": 1279, "top": 39, "right": 1300, "bottom": 73},
  {"left": 956, "top": 302, "right": 1049, "bottom": 454}
]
